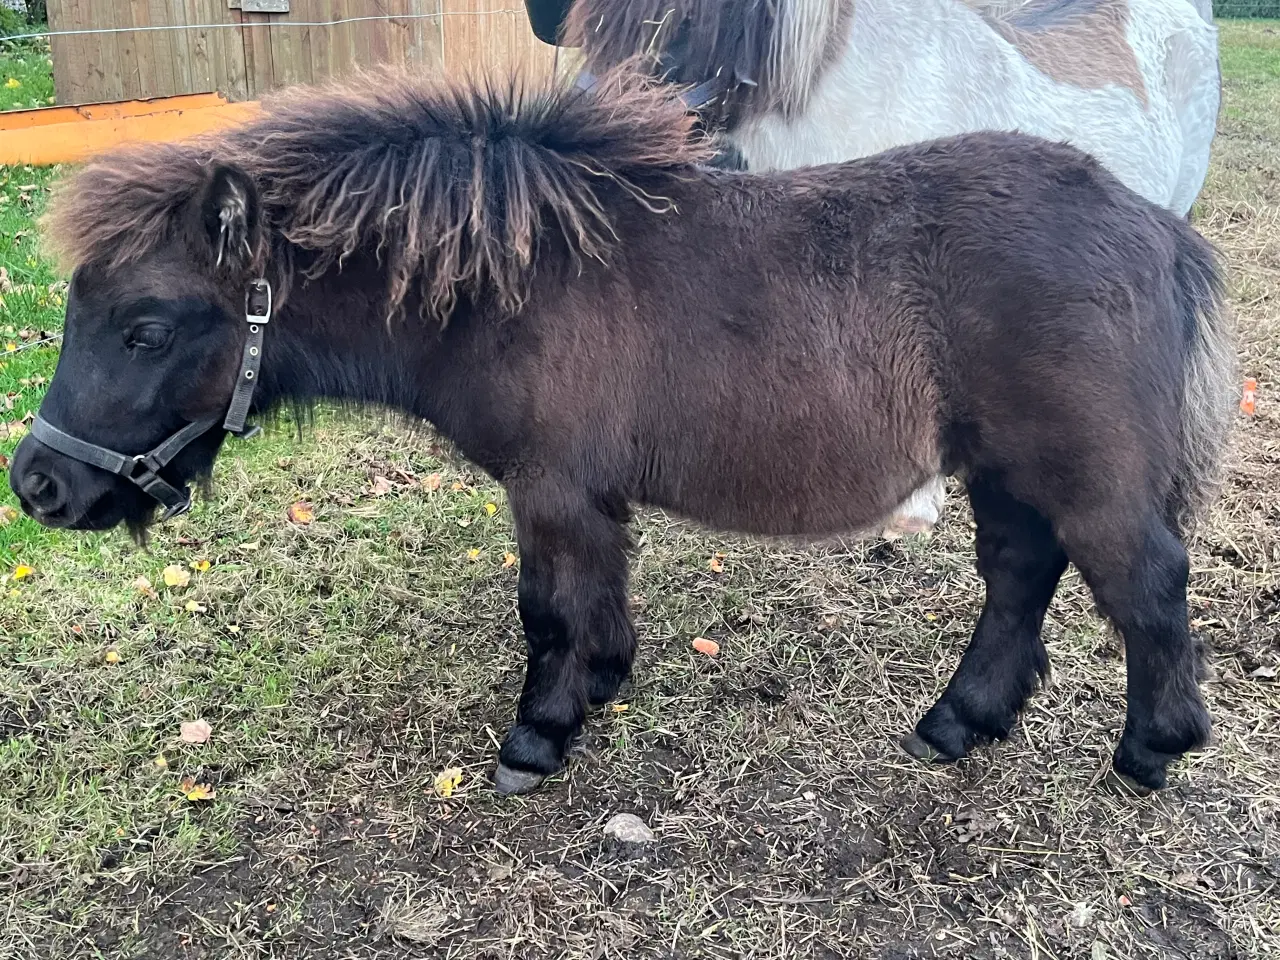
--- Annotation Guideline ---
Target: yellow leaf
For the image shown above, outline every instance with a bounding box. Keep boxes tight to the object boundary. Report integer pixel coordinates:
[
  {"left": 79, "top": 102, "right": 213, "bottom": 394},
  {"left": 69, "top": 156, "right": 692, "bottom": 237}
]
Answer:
[
  {"left": 925, "top": 612, "right": 938, "bottom": 622},
  {"left": 104, "top": 650, "right": 122, "bottom": 664},
  {"left": 450, "top": 481, "right": 465, "bottom": 492},
  {"left": 153, "top": 754, "right": 168, "bottom": 769},
  {"left": 286, "top": 500, "right": 315, "bottom": 525},
  {"left": 11, "top": 564, "right": 33, "bottom": 580},
  {"left": 227, "top": 625, "right": 240, "bottom": 634},
  {"left": 4, "top": 79, "right": 20, "bottom": 90},
  {"left": 502, "top": 552, "right": 517, "bottom": 569},
  {"left": 466, "top": 548, "right": 481, "bottom": 562},
  {"left": 189, "top": 559, "right": 211, "bottom": 572},
  {"left": 708, "top": 552, "right": 726, "bottom": 574},
  {"left": 612, "top": 703, "right": 630, "bottom": 713},
  {"left": 184, "top": 783, "right": 216, "bottom": 802},
  {"left": 425, "top": 473, "right": 443, "bottom": 491},
  {"left": 484, "top": 502, "right": 498, "bottom": 516},
  {"left": 162, "top": 565, "right": 190, "bottom": 589},
  {"left": 184, "top": 600, "right": 207, "bottom": 613},
  {"left": 0, "top": 505, "right": 18, "bottom": 526},
  {"left": 3, "top": 342, "right": 15, "bottom": 352},
  {"left": 179, "top": 719, "right": 213, "bottom": 744},
  {"left": 434, "top": 767, "right": 463, "bottom": 798}
]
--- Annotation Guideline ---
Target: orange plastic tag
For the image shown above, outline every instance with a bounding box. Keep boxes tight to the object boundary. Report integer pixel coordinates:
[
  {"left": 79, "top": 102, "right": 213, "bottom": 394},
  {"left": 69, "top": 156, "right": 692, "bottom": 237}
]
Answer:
[{"left": 1240, "top": 378, "right": 1257, "bottom": 417}]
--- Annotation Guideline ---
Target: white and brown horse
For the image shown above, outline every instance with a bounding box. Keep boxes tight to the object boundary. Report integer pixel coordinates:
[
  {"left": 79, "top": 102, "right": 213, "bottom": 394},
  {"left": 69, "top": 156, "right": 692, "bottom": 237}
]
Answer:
[{"left": 535, "top": 0, "right": 1222, "bottom": 534}]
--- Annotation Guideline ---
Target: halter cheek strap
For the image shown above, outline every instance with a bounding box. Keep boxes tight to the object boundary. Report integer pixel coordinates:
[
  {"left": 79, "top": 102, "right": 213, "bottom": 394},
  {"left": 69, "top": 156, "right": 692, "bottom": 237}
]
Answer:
[{"left": 28, "top": 278, "right": 273, "bottom": 522}]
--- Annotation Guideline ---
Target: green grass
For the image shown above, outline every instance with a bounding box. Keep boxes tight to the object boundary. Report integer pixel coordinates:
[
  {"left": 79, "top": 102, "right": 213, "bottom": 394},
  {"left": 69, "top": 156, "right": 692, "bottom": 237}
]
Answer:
[
  {"left": 1, "top": 21, "right": 1279, "bottom": 960},
  {"left": 0, "top": 35, "right": 53, "bottom": 112}
]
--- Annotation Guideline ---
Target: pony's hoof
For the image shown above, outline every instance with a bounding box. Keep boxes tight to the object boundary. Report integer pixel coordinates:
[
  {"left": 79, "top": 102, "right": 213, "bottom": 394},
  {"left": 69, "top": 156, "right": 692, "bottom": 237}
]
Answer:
[
  {"left": 900, "top": 732, "right": 956, "bottom": 764},
  {"left": 1104, "top": 767, "right": 1154, "bottom": 798},
  {"left": 492, "top": 763, "right": 546, "bottom": 795}
]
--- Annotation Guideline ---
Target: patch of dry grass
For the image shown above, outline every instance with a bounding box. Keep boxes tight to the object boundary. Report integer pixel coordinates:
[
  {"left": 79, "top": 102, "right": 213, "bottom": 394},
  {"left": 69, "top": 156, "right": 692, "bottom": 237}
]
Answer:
[{"left": 1, "top": 20, "right": 1278, "bottom": 960}]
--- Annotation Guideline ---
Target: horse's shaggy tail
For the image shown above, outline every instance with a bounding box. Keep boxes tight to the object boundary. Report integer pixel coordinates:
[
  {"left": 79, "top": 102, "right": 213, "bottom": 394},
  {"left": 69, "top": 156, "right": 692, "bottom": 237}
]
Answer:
[{"left": 1169, "top": 227, "right": 1235, "bottom": 536}]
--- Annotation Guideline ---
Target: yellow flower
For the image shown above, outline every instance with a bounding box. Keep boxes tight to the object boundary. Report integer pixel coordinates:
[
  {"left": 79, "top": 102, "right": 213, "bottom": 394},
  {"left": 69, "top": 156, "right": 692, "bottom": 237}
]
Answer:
[
  {"left": 5, "top": 79, "right": 21, "bottom": 90},
  {"left": 11, "top": 564, "right": 34, "bottom": 580}
]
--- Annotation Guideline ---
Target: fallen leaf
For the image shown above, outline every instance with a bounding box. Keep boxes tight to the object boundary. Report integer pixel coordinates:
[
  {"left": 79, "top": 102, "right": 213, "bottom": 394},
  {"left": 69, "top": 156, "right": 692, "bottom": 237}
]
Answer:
[
  {"left": 189, "top": 559, "right": 211, "bottom": 572},
  {"left": 184, "top": 600, "right": 207, "bottom": 613},
  {"left": 180, "top": 719, "right": 213, "bottom": 745},
  {"left": 3, "top": 342, "right": 15, "bottom": 352},
  {"left": 502, "top": 552, "right": 517, "bottom": 569},
  {"left": 0, "top": 504, "right": 18, "bottom": 526},
  {"left": 450, "top": 481, "right": 465, "bottom": 492},
  {"left": 162, "top": 565, "right": 191, "bottom": 589},
  {"left": 104, "top": 650, "right": 122, "bottom": 664},
  {"left": 1249, "top": 665, "right": 1277, "bottom": 679},
  {"left": 612, "top": 703, "right": 629, "bottom": 713},
  {"left": 370, "top": 476, "right": 393, "bottom": 496},
  {"left": 11, "top": 564, "right": 33, "bottom": 580},
  {"left": 0, "top": 452, "right": 8, "bottom": 470},
  {"left": 484, "top": 502, "right": 498, "bottom": 516},
  {"left": 466, "top": 548, "right": 481, "bottom": 562},
  {"left": 1118, "top": 895, "right": 1133, "bottom": 908},
  {"left": 425, "top": 473, "right": 442, "bottom": 491},
  {"left": 434, "top": 767, "right": 463, "bottom": 798},
  {"left": 133, "top": 576, "right": 158, "bottom": 599},
  {"left": 1241, "top": 378, "right": 1257, "bottom": 416},
  {"left": 286, "top": 500, "right": 315, "bottom": 525},
  {"left": 708, "top": 552, "right": 726, "bottom": 573},
  {"left": 2, "top": 419, "right": 27, "bottom": 440},
  {"left": 692, "top": 637, "right": 720, "bottom": 657},
  {"left": 236, "top": 541, "right": 261, "bottom": 553},
  {"left": 153, "top": 754, "right": 168, "bottom": 769},
  {"left": 183, "top": 782, "right": 216, "bottom": 802}
]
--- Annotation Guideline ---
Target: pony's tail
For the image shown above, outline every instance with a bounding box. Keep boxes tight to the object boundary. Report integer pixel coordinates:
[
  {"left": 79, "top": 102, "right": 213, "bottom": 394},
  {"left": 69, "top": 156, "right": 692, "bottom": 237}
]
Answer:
[{"left": 1169, "top": 227, "right": 1235, "bottom": 537}]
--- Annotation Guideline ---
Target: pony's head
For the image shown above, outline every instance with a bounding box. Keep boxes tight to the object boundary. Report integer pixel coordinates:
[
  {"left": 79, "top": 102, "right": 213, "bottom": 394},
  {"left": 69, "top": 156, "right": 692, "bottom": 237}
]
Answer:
[{"left": 9, "top": 157, "right": 265, "bottom": 539}]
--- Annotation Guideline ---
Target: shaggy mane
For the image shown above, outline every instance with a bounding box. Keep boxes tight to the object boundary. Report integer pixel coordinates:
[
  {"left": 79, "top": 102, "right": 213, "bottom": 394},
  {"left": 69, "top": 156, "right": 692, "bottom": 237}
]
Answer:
[{"left": 43, "top": 65, "right": 711, "bottom": 321}]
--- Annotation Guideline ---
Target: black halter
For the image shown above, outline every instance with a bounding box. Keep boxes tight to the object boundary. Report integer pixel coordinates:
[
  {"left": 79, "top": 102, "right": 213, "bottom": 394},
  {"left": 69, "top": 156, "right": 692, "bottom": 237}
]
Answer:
[{"left": 28, "top": 279, "right": 273, "bottom": 521}]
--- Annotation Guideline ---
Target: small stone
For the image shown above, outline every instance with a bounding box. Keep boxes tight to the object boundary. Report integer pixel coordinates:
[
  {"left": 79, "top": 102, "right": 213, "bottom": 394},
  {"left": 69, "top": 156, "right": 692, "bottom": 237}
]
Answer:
[{"left": 603, "top": 812, "right": 656, "bottom": 845}]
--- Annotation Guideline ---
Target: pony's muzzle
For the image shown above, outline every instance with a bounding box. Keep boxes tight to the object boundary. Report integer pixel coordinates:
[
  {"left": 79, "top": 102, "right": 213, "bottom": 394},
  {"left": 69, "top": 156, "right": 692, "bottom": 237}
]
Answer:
[{"left": 8, "top": 434, "right": 125, "bottom": 530}]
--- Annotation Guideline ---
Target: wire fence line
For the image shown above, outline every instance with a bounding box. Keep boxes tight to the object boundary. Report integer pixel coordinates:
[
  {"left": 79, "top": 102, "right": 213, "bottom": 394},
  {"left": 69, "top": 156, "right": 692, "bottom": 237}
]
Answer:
[{"left": 1, "top": 9, "right": 534, "bottom": 45}]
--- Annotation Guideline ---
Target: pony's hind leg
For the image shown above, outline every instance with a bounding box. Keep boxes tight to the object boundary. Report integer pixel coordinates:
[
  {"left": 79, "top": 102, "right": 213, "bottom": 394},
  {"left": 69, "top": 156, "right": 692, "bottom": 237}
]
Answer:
[
  {"left": 1061, "top": 515, "right": 1210, "bottom": 793},
  {"left": 493, "top": 481, "right": 636, "bottom": 795},
  {"left": 904, "top": 473, "right": 1067, "bottom": 763}
]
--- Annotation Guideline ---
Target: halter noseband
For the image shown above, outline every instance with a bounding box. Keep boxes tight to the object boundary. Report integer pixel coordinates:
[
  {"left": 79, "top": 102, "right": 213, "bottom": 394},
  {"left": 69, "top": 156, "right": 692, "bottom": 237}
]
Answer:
[{"left": 28, "top": 279, "right": 273, "bottom": 522}]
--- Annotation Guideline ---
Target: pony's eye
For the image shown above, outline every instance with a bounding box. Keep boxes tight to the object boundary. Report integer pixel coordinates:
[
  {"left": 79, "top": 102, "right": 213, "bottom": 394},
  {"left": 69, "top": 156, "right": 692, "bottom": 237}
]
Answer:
[{"left": 126, "top": 323, "right": 172, "bottom": 350}]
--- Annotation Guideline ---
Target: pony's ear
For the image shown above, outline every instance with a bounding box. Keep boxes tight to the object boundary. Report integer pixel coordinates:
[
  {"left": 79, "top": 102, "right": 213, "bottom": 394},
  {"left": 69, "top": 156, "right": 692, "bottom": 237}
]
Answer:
[{"left": 200, "top": 164, "right": 260, "bottom": 271}]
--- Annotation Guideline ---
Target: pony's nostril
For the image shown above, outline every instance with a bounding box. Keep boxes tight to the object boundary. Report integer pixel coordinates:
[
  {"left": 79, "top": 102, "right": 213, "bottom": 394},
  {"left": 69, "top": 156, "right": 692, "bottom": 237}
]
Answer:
[{"left": 21, "top": 471, "right": 65, "bottom": 511}]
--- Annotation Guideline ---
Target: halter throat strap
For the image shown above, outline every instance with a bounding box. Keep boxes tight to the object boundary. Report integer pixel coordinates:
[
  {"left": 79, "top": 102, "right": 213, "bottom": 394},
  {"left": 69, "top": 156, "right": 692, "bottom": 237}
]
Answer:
[{"left": 29, "top": 278, "right": 273, "bottom": 521}]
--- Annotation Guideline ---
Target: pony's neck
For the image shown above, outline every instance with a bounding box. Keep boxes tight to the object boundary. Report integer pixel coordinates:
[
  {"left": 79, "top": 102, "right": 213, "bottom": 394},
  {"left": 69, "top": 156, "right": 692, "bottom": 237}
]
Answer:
[{"left": 250, "top": 265, "right": 441, "bottom": 420}]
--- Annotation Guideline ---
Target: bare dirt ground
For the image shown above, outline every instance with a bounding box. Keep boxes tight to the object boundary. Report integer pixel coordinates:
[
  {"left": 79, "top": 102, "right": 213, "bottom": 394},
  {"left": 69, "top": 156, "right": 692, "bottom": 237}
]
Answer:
[{"left": 1, "top": 21, "right": 1278, "bottom": 960}]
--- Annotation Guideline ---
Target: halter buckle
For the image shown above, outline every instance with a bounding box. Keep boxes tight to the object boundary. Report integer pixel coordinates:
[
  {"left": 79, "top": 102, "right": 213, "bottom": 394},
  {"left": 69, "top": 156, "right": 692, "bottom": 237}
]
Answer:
[{"left": 245, "top": 277, "right": 272, "bottom": 324}]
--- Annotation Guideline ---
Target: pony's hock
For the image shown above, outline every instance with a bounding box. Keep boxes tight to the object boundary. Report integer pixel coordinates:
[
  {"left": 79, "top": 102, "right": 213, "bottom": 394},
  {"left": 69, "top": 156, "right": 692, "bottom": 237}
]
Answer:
[{"left": 10, "top": 66, "right": 1235, "bottom": 797}]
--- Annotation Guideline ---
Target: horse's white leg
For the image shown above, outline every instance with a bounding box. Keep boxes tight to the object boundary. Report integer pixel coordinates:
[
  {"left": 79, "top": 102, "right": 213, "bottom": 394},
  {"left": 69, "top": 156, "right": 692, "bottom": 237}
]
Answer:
[
  {"left": 882, "top": 474, "right": 947, "bottom": 539},
  {"left": 1164, "top": 22, "right": 1221, "bottom": 216}
]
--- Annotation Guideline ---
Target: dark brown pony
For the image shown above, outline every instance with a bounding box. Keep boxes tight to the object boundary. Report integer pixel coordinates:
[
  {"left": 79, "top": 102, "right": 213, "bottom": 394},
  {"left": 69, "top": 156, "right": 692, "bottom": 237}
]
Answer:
[{"left": 10, "top": 66, "right": 1235, "bottom": 796}]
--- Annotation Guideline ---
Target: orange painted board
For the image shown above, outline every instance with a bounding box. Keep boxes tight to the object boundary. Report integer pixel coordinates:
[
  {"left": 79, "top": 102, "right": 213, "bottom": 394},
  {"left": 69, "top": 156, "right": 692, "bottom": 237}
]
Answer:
[
  {"left": 0, "top": 94, "right": 233, "bottom": 130},
  {"left": 0, "top": 101, "right": 261, "bottom": 166}
]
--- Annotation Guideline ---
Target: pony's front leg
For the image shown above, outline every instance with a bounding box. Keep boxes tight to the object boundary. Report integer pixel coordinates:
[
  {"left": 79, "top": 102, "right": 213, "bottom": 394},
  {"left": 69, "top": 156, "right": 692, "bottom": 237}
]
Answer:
[{"left": 493, "top": 482, "right": 635, "bottom": 795}]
